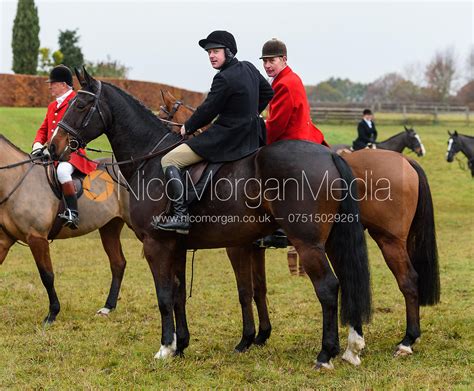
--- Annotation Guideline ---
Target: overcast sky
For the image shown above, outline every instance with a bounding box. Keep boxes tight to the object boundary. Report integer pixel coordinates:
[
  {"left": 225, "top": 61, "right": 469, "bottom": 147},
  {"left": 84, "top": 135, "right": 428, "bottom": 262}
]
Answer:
[{"left": 0, "top": 0, "right": 472, "bottom": 92}]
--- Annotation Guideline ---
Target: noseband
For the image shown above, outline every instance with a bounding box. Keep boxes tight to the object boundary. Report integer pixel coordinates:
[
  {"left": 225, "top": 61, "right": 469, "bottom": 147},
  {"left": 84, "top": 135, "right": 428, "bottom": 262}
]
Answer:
[{"left": 57, "top": 81, "right": 107, "bottom": 151}]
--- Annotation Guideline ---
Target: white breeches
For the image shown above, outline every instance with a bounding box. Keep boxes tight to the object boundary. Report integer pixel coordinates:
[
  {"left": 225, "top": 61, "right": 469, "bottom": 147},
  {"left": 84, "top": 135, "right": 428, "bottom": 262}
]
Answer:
[{"left": 57, "top": 162, "right": 74, "bottom": 184}]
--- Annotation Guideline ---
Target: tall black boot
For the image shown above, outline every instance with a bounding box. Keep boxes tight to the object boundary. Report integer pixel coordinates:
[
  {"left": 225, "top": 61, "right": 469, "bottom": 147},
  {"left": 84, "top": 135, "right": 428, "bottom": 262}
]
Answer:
[
  {"left": 152, "top": 166, "right": 190, "bottom": 234},
  {"left": 58, "top": 181, "right": 79, "bottom": 230}
]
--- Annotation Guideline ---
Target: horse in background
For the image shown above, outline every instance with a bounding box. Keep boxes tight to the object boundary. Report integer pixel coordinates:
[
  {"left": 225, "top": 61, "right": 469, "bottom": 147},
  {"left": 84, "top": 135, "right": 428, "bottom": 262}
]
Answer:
[
  {"left": 446, "top": 130, "right": 474, "bottom": 177},
  {"left": 331, "top": 126, "right": 426, "bottom": 156},
  {"left": 0, "top": 134, "right": 131, "bottom": 324}
]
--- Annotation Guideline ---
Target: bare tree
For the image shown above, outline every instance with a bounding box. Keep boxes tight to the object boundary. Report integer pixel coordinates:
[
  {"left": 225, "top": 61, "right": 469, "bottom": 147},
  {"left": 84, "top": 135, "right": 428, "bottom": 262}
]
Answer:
[
  {"left": 424, "top": 47, "right": 458, "bottom": 101},
  {"left": 466, "top": 45, "right": 474, "bottom": 82}
]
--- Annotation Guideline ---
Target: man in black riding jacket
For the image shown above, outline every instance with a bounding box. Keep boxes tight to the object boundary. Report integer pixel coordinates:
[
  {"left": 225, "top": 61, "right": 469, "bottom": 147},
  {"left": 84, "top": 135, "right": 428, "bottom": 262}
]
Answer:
[{"left": 152, "top": 30, "right": 274, "bottom": 234}]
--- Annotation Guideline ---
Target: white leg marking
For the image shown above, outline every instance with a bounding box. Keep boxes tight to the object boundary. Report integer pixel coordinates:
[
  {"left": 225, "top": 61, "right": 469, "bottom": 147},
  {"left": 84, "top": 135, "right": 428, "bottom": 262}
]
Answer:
[
  {"left": 394, "top": 343, "right": 413, "bottom": 357},
  {"left": 96, "top": 307, "right": 112, "bottom": 316},
  {"left": 154, "top": 333, "right": 177, "bottom": 360},
  {"left": 315, "top": 359, "right": 335, "bottom": 370},
  {"left": 342, "top": 327, "right": 366, "bottom": 366}
]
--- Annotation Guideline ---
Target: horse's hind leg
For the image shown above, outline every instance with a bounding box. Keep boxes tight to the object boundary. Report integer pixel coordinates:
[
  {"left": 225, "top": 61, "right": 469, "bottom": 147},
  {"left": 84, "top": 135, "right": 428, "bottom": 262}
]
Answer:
[
  {"left": 27, "top": 235, "right": 60, "bottom": 325},
  {"left": 325, "top": 245, "right": 365, "bottom": 366},
  {"left": 293, "top": 240, "right": 340, "bottom": 369},
  {"left": 251, "top": 247, "right": 272, "bottom": 346},
  {"left": 372, "top": 231, "right": 420, "bottom": 356},
  {"left": 227, "top": 246, "right": 256, "bottom": 352},
  {"left": 97, "top": 217, "right": 127, "bottom": 315}
]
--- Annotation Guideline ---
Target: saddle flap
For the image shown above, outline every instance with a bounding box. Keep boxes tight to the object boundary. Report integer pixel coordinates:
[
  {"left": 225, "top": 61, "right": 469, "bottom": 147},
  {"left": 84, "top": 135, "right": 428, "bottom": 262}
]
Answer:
[{"left": 182, "top": 161, "right": 223, "bottom": 206}]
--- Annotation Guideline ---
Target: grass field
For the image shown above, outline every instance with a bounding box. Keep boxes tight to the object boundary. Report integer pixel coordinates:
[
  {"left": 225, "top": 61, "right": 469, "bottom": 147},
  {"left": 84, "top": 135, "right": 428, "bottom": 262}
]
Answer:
[{"left": 0, "top": 107, "right": 473, "bottom": 389}]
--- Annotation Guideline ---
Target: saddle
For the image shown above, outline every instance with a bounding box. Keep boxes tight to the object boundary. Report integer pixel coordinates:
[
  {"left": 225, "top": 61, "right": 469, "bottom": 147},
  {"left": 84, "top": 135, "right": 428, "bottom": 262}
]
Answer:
[
  {"left": 46, "top": 164, "right": 86, "bottom": 240},
  {"left": 182, "top": 161, "right": 223, "bottom": 206}
]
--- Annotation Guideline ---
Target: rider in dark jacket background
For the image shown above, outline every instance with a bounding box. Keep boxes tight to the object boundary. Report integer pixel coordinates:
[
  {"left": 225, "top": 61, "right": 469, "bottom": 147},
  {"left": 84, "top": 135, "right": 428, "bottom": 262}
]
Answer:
[{"left": 353, "top": 109, "right": 378, "bottom": 150}]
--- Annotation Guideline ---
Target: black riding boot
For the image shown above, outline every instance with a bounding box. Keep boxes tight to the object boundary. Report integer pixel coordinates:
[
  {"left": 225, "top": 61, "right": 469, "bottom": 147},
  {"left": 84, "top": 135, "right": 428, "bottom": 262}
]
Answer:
[
  {"left": 152, "top": 166, "right": 190, "bottom": 234},
  {"left": 58, "top": 181, "right": 79, "bottom": 230},
  {"left": 254, "top": 228, "right": 288, "bottom": 248}
]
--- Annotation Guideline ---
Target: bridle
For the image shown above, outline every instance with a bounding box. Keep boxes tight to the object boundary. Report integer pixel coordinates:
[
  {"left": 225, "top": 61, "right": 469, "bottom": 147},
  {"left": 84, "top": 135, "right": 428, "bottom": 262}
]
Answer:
[
  {"left": 159, "top": 99, "right": 196, "bottom": 123},
  {"left": 57, "top": 81, "right": 107, "bottom": 152},
  {"left": 54, "top": 81, "right": 185, "bottom": 171}
]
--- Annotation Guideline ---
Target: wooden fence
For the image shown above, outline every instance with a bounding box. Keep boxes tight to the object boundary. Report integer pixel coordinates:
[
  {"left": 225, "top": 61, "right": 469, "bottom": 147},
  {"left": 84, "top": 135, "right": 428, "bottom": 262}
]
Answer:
[{"left": 309, "top": 101, "right": 471, "bottom": 124}]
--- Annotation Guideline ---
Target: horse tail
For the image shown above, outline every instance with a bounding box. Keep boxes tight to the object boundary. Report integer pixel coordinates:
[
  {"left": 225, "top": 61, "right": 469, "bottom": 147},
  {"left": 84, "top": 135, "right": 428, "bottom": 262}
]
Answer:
[
  {"left": 406, "top": 159, "right": 440, "bottom": 305},
  {"left": 327, "top": 153, "right": 372, "bottom": 326}
]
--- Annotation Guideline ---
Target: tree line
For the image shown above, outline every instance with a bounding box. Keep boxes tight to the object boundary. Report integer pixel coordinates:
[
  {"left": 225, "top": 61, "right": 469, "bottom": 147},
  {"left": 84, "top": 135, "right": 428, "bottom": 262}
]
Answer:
[
  {"left": 10, "top": 0, "right": 474, "bottom": 107},
  {"left": 307, "top": 47, "right": 473, "bottom": 107},
  {"left": 11, "top": 0, "right": 129, "bottom": 78}
]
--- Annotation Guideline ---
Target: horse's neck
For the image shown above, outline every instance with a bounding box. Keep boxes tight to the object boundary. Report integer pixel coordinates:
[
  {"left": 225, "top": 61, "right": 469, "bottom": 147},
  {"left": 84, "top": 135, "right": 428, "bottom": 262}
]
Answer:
[
  {"left": 459, "top": 135, "right": 474, "bottom": 160},
  {"left": 0, "top": 142, "right": 35, "bottom": 201},
  {"left": 104, "top": 87, "right": 170, "bottom": 180},
  {"left": 377, "top": 132, "right": 405, "bottom": 152},
  {"left": 0, "top": 141, "right": 28, "bottom": 166}
]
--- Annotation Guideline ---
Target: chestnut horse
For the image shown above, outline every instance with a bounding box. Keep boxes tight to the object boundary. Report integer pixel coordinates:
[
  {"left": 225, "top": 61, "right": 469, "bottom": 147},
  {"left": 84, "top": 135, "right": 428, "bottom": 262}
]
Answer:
[
  {"left": 49, "top": 68, "right": 372, "bottom": 369},
  {"left": 0, "top": 134, "right": 131, "bottom": 324},
  {"left": 160, "top": 90, "right": 440, "bottom": 361}
]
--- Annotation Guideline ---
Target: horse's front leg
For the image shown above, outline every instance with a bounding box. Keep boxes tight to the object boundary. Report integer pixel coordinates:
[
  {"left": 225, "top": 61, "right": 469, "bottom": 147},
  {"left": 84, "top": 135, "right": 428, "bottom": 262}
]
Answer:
[
  {"left": 227, "top": 246, "right": 256, "bottom": 352},
  {"left": 251, "top": 247, "right": 272, "bottom": 345},
  {"left": 27, "top": 235, "right": 60, "bottom": 325},
  {"left": 173, "top": 249, "right": 190, "bottom": 356},
  {"left": 97, "top": 218, "right": 127, "bottom": 315},
  {"left": 143, "top": 236, "right": 179, "bottom": 359}
]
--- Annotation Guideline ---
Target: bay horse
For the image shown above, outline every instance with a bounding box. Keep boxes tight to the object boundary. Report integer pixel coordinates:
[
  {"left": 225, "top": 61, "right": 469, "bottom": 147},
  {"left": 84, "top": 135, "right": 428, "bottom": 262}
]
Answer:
[
  {"left": 160, "top": 90, "right": 440, "bottom": 361},
  {"left": 331, "top": 126, "right": 426, "bottom": 156},
  {"left": 446, "top": 130, "right": 474, "bottom": 177},
  {"left": 49, "top": 68, "right": 372, "bottom": 369},
  {"left": 0, "top": 134, "right": 131, "bottom": 324}
]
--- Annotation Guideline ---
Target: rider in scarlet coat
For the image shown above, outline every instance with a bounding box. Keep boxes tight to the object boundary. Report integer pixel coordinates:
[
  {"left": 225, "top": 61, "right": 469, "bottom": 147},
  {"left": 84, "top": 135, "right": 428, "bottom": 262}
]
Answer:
[
  {"left": 257, "top": 38, "right": 327, "bottom": 249},
  {"left": 261, "top": 39, "right": 326, "bottom": 146},
  {"left": 32, "top": 65, "right": 97, "bottom": 229}
]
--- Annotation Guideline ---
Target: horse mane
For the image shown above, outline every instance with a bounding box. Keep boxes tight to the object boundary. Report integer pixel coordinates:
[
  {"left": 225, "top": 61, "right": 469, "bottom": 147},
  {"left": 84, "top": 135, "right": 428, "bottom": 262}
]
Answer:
[
  {"left": 104, "top": 82, "right": 176, "bottom": 133},
  {"left": 381, "top": 131, "right": 406, "bottom": 142},
  {"left": 458, "top": 133, "right": 474, "bottom": 140},
  {"left": 0, "top": 134, "right": 28, "bottom": 156}
]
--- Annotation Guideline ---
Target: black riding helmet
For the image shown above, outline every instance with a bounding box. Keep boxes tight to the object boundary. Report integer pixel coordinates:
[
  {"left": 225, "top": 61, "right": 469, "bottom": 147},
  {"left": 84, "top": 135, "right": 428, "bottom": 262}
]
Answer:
[
  {"left": 199, "top": 30, "right": 237, "bottom": 66},
  {"left": 46, "top": 65, "right": 73, "bottom": 87}
]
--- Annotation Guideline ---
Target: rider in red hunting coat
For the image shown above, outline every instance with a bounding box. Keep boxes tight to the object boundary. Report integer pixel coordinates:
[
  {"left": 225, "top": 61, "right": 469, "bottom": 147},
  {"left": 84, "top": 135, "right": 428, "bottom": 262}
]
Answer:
[
  {"left": 261, "top": 38, "right": 326, "bottom": 146},
  {"left": 32, "top": 65, "right": 97, "bottom": 229},
  {"left": 256, "top": 38, "right": 327, "bottom": 249}
]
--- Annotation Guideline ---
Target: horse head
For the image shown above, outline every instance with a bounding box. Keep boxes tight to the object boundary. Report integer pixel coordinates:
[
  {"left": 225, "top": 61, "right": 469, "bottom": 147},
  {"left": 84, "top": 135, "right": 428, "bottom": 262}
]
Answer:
[
  {"left": 404, "top": 126, "right": 426, "bottom": 157},
  {"left": 446, "top": 130, "right": 460, "bottom": 162},
  {"left": 49, "top": 66, "right": 110, "bottom": 161}
]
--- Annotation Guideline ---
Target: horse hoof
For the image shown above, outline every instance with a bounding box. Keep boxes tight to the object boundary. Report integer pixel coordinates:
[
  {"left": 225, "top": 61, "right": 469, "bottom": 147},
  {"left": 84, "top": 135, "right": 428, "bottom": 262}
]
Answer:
[
  {"left": 154, "top": 333, "right": 177, "bottom": 360},
  {"left": 314, "top": 360, "right": 334, "bottom": 371},
  {"left": 394, "top": 344, "right": 413, "bottom": 357},
  {"left": 342, "top": 349, "right": 362, "bottom": 366},
  {"left": 96, "top": 307, "right": 112, "bottom": 316},
  {"left": 43, "top": 315, "right": 56, "bottom": 326},
  {"left": 254, "top": 328, "right": 271, "bottom": 346}
]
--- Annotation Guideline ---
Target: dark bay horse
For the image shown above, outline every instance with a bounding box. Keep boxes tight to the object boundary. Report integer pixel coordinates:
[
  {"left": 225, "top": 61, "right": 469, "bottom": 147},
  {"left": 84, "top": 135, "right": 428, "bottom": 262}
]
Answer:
[
  {"left": 446, "top": 130, "right": 474, "bottom": 177},
  {"left": 331, "top": 126, "right": 426, "bottom": 156},
  {"left": 0, "top": 135, "right": 131, "bottom": 324},
  {"left": 160, "top": 91, "right": 440, "bottom": 362},
  {"left": 49, "top": 68, "right": 372, "bottom": 369}
]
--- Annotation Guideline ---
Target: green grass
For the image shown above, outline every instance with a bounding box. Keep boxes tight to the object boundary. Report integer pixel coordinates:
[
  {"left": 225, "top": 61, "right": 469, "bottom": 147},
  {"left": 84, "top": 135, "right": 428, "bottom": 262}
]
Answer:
[{"left": 0, "top": 108, "right": 473, "bottom": 389}]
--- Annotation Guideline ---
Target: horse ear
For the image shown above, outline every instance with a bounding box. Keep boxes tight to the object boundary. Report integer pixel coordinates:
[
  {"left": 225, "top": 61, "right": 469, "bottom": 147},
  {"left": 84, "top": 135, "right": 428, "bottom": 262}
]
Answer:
[
  {"left": 82, "top": 65, "right": 94, "bottom": 86},
  {"left": 160, "top": 89, "right": 166, "bottom": 104},
  {"left": 454, "top": 130, "right": 458, "bottom": 136},
  {"left": 74, "top": 67, "right": 87, "bottom": 87},
  {"left": 448, "top": 130, "right": 452, "bottom": 136},
  {"left": 404, "top": 125, "right": 409, "bottom": 131}
]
